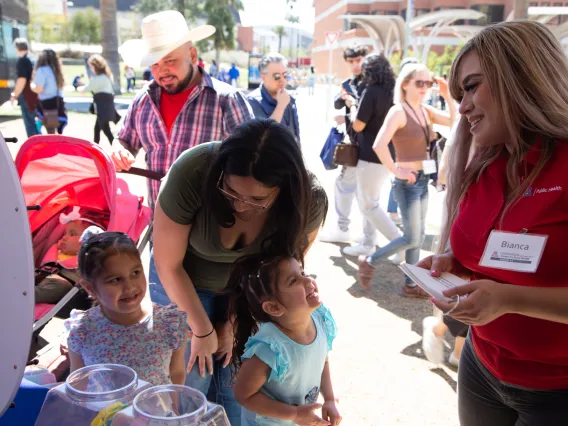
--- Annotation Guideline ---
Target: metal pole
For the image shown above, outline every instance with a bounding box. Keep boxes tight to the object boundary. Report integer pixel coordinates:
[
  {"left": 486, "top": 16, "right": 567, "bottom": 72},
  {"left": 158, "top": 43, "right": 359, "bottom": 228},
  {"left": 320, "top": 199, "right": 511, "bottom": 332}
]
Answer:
[{"left": 404, "top": 0, "right": 414, "bottom": 57}]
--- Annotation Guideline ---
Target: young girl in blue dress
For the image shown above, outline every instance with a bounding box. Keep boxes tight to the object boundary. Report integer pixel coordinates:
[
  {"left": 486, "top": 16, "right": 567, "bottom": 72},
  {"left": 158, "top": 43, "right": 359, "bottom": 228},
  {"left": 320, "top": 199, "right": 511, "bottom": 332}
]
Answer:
[
  {"left": 65, "top": 229, "right": 189, "bottom": 386},
  {"left": 227, "top": 254, "right": 342, "bottom": 426}
]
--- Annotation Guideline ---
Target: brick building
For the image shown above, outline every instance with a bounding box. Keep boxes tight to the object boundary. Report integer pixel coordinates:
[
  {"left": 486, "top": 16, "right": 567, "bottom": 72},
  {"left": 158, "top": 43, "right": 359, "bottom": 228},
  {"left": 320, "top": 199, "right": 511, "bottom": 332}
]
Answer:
[{"left": 313, "top": 0, "right": 568, "bottom": 79}]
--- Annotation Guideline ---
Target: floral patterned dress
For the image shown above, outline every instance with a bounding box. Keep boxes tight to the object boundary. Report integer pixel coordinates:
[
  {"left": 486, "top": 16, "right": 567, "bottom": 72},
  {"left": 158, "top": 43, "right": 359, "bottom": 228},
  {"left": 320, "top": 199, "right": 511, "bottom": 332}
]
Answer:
[{"left": 65, "top": 303, "right": 189, "bottom": 386}]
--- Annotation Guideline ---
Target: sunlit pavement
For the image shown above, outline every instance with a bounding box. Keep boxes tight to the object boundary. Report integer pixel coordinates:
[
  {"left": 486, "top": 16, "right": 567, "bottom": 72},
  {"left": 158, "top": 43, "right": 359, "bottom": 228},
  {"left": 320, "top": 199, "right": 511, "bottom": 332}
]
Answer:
[{"left": 1, "top": 85, "right": 459, "bottom": 425}]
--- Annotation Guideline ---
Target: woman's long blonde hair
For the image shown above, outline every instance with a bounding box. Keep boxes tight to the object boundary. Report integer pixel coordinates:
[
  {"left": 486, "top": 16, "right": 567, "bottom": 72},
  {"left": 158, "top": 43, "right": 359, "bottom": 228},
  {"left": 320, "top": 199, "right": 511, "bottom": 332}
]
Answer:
[
  {"left": 441, "top": 20, "right": 568, "bottom": 251},
  {"left": 394, "top": 63, "right": 431, "bottom": 104},
  {"left": 88, "top": 54, "right": 113, "bottom": 80}
]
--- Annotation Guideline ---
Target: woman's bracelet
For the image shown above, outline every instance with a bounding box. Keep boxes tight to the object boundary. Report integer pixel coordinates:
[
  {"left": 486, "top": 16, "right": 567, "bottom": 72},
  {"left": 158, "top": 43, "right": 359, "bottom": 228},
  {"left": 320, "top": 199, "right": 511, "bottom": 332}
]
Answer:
[{"left": 194, "top": 328, "right": 215, "bottom": 339}]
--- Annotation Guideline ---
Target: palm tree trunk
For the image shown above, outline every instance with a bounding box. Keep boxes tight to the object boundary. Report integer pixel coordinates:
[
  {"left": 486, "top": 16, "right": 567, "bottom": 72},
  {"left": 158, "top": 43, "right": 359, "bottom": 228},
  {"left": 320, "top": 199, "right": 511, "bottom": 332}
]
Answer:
[
  {"left": 216, "top": 49, "right": 221, "bottom": 68},
  {"left": 513, "top": 0, "right": 528, "bottom": 19},
  {"left": 100, "top": 0, "right": 121, "bottom": 95},
  {"left": 278, "top": 36, "right": 282, "bottom": 53}
]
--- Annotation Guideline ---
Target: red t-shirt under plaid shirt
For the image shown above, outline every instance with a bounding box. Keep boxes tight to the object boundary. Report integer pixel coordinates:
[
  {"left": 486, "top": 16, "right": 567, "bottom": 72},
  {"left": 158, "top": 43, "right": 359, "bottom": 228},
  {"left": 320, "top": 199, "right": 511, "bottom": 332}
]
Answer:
[{"left": 160, "top": 85, "right": 196, "bottom": 135}]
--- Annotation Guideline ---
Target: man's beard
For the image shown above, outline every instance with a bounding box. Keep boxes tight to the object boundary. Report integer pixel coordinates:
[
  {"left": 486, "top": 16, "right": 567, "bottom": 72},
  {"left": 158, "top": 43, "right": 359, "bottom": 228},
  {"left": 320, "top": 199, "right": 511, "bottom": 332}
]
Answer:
[{"left": 161, "top": 66, "right": 194, "bottom": 94}]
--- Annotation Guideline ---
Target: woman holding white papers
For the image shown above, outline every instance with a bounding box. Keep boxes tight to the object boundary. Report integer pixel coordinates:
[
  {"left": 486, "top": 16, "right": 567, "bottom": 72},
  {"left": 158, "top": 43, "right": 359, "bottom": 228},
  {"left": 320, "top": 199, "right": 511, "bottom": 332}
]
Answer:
[{"left": 419, "top": 21, "right": 568, "bottom": 426}]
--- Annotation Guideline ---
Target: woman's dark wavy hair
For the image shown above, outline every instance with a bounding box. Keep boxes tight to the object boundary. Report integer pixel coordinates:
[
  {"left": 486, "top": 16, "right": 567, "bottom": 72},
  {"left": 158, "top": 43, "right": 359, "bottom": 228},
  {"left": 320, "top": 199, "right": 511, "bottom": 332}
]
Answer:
[
  {"left": 36, "top": 49, "right": 65, "bottom": 89},
  {"left": 361, "top": 53, "right": 396, "bottom": 89},
  {"left": 203, "top": 119, "right": 327, "bottom": 259},
  {"left": 226, "top": 253, "right": 294, "bottom": 373}
]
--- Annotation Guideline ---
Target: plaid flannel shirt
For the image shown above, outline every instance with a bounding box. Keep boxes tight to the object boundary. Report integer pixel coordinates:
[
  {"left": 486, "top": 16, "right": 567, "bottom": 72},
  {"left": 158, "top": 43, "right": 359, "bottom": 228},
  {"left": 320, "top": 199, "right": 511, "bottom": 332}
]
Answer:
[{"left": 117, "top": 70, "right": 254, "bottom": 210}]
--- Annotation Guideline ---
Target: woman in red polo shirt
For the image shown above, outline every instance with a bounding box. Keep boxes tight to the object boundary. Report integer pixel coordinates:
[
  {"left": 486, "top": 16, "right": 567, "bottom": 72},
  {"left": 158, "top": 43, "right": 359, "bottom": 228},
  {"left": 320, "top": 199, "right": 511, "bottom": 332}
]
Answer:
[{"left": 419, "top": 21, "right": 568, "bottom": 425}]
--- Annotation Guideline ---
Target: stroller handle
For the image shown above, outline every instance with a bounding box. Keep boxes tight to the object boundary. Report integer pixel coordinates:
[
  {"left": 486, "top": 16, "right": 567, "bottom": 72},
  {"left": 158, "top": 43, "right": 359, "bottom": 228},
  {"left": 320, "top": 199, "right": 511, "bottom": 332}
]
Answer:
[
  {"left": 120, "top": 167, "right": 164, "bottom": 181},
  {"left": 4, "top": 137, "right": 18, "bottom": 143}
]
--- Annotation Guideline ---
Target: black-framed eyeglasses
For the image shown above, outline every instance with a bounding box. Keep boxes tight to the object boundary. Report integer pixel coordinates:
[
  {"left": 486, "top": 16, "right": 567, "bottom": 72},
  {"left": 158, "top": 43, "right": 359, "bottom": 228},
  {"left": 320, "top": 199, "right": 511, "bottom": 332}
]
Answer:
[
  {"left": 216, "top": 171, "right": 275, "bottom": 210},
  {"left": 414, "top": 80, "right": 434, "bottom": 89}
]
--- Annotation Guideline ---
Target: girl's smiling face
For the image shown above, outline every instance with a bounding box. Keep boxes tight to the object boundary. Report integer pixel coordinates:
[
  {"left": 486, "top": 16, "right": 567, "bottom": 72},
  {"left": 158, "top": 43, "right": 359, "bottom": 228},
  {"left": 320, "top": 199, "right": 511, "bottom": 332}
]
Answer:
[
  {"left": 273, "top": 258, "right": 321, "bottom": 315},
  {"left": 86, "top": 253, "right": 147, "bottom": 321}
]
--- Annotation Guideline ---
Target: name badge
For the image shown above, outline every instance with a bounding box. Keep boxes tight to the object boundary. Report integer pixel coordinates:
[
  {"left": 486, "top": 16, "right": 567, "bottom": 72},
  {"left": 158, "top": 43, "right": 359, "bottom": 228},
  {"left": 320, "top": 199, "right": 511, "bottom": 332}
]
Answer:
[
  {"left": 479, "top": 230, "right": 548, "bottom": 273},
  {"left": 422, "top": 159, "right": 437, "bottom": 175}
]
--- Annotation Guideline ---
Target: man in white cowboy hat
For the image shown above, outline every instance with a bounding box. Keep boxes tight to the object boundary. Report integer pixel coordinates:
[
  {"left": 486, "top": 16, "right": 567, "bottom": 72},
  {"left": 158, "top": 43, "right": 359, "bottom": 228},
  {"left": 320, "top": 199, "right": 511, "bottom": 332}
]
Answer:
[{"left": 111, "top": 10, "right": 253, "bottom": 212}]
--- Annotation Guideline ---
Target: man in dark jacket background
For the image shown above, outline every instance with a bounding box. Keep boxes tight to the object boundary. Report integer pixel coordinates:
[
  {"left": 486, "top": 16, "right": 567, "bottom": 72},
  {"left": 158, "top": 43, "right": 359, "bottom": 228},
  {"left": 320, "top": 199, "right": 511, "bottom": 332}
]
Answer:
[
  {"left": 10, "top": 38, "right": 39, "bottom": 137},
  {"left": 246, "top": 53, "right": 300, "bottom": 143}
]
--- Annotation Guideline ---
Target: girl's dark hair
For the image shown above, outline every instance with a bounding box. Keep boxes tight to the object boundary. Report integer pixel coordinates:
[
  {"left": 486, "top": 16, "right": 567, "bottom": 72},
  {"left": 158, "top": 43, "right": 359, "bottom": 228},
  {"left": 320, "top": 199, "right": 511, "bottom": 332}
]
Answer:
[
  {"left": 78, "top": 232, "right": 140, "bottom": 284},
  {"left": 36, "top": 49, "right": 65, "bottom": 89},
  {"left": 361, "top": 53, "right": 396, "bottom": 88},
  {"left": 203, "top": 119, "right": 324, "bottom": 259},
  {"left": 226, "top": 253, "right": 292, "bottom": 372}
]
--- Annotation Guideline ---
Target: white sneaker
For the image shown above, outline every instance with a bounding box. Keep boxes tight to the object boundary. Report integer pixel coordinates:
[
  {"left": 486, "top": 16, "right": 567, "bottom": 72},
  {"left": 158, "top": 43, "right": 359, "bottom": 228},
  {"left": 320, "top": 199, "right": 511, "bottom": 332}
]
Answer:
[
  {"left": 448, "top": 351, "right": 460, "bottom": 368},
  {"left": 390, "top": 252, "right": 404, "bottom": 265},
  {"left": 422, "top": 316, "right": 445, "bottom": 365},
  {"left": 318, "top": 228, "right": 351, "bottom": 244},
  {"left": 342, "top": 243, "right": 375, "bottom": 257}
]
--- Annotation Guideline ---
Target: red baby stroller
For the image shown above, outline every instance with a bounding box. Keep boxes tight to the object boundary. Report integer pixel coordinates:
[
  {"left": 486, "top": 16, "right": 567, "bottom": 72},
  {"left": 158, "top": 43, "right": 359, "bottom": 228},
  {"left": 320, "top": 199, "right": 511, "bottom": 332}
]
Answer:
[{"left": 15, "top": 135, "right": 154, "bottom": 334}]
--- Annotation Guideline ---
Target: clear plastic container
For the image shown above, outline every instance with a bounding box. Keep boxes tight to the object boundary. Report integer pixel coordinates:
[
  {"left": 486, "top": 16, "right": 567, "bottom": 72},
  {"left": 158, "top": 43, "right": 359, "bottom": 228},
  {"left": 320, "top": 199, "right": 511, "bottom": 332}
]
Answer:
[
  {"left": 111, "top": 385, "right": 230, "bottom": 426},
  {"left": 35, "top": 364, "right": 152, "bottom": 426}
]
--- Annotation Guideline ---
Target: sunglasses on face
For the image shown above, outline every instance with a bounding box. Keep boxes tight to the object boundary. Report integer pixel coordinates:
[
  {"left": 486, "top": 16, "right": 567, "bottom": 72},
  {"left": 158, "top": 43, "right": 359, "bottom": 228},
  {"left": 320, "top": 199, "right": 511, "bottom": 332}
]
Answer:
[
  {"left": 414, "top": 80, "right": 434, "bottom": 89},
  {"left": 271, "top": 72, "right": 289, "bottom": 81},
  {"left": 216, "top": 171, "right": 274, "bottom": 210}
]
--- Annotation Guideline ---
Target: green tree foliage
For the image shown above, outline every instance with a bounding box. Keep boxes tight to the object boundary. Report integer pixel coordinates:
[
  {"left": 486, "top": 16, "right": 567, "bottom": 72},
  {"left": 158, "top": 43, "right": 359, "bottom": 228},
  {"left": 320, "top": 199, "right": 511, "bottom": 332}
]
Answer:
[
  {"left": 273, "top": 26, "right": 286, "bottom": 53},
  {"left": 67, "top": 8, "right": 102, "bottom": 44},
  {"left": 134, "top": 0, "right": 244, "bottom": 64},
  {"left": 133, "top": 0, "right": 175, "bottom": 15},
  {"left": 133, "top": 0, "right": 201, "bottom": 22},
  {"left": 29, "top": 7, "right": 101, "bottom": 44},
  {"left": 286, "top": 14, "right": 299, "bottom": 24}
]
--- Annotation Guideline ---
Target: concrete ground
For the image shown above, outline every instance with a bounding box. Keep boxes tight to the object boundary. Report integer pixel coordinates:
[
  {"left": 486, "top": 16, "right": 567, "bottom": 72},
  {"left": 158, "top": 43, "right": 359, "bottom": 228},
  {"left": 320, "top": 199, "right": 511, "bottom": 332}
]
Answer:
[{"left": 1, "top": 85, "right": 459, "bottom": 425}]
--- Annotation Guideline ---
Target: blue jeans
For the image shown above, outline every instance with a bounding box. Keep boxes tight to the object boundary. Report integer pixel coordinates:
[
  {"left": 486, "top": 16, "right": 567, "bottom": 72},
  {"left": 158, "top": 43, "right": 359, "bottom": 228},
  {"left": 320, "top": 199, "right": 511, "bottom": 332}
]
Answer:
[
  {"left": 148, "top": 250, "right": 242, "bottom": 425},
  {"left": 387, "top": 186, "right": 398, "bottom": 214},
  {"left": 18, "top": 95, "right": 40, "bottom": 138},
  {"left": 368, "top": 172, "right": 429, "bottom": 271}
]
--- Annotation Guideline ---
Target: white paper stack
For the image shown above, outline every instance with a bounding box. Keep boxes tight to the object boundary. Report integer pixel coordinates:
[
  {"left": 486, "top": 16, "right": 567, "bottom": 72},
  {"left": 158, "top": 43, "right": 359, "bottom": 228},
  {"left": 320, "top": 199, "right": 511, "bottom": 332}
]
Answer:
[{"left": 398, "top": 263, "right": 468, "bottom": 301}]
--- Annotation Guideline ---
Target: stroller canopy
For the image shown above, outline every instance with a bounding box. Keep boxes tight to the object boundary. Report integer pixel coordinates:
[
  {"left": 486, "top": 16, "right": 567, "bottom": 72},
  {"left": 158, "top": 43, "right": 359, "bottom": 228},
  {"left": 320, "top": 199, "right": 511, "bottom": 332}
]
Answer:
[{"left": 15, "top": 135, "right": 151, "bottom": 267}]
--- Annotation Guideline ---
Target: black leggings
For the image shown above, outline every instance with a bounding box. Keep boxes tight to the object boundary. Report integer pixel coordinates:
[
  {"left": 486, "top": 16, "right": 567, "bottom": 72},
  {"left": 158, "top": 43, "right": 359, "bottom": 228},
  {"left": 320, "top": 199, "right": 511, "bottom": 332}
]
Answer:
[
  {"left": 459, "top": 337, "right": 568, "bottom": 426},
  {"left": 94, "top": 118, "right": 113, "bottom": 144}
]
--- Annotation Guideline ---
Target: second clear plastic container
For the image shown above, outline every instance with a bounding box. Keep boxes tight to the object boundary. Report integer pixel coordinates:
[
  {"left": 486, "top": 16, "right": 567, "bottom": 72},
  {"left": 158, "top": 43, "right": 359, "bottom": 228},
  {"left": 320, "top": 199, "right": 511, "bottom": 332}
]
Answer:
[{"left": 111, "top": 385, "right": 231, "bottom": 426}]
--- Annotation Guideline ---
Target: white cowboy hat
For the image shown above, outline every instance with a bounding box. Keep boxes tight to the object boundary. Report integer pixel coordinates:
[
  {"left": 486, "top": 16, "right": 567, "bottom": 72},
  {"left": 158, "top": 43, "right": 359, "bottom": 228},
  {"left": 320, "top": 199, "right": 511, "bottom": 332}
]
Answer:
[{"left": 119, "top": 10, "right": 215, "bottom": 68}]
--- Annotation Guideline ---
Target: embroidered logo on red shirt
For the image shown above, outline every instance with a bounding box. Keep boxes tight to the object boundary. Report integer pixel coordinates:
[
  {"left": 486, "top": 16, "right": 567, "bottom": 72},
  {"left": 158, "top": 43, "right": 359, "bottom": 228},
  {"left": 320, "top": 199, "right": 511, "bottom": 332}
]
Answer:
[{"left": 523, "top": 186, "right": 562, "bottom": 196}]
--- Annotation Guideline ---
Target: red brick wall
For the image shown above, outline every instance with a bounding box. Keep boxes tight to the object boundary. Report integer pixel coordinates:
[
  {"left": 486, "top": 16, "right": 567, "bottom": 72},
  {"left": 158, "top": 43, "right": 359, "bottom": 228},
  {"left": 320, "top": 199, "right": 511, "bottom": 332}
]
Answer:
[{"left": 237, "top": 26, "right": 254, "bottom": 53}]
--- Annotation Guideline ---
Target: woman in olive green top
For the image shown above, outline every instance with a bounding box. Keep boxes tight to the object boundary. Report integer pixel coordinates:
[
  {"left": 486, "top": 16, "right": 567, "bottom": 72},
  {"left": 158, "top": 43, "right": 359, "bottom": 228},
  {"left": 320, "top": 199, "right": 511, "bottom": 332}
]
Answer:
[{"left": 152, "top": 119, "right": 328, "bottom": 424}]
